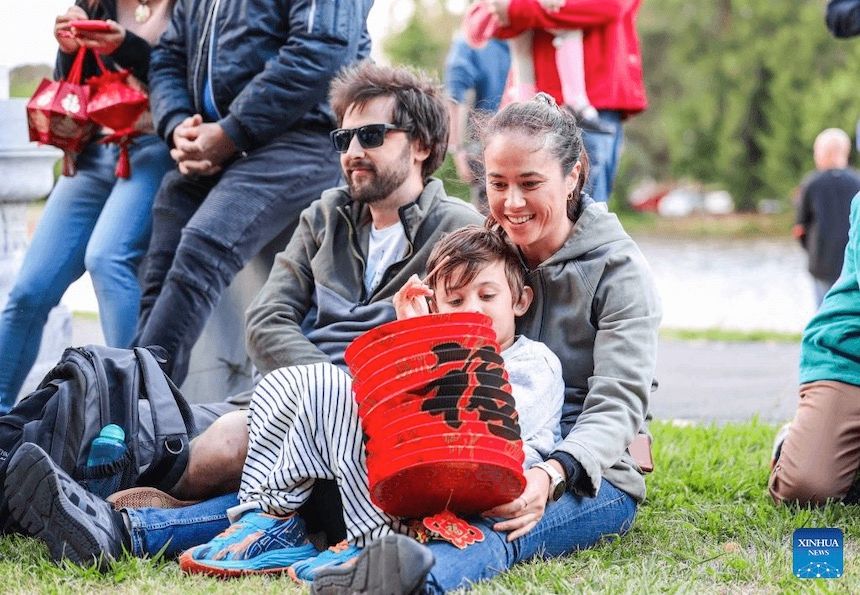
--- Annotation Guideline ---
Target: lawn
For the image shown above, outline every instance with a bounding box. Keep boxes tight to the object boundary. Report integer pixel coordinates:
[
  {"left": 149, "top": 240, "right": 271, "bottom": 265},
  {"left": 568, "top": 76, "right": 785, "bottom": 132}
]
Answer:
[{"left": 0, "top": 420, "right": 855, "bottom": 593}]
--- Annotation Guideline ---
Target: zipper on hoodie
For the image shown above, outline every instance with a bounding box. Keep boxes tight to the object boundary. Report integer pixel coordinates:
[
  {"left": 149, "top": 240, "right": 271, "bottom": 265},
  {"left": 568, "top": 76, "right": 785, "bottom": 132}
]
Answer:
[
  {"left": 338, "top": 206, "right": 369, "bottom": 310},
  {"left": 192, "top": 0, "right": 220, "bottom": 116}
]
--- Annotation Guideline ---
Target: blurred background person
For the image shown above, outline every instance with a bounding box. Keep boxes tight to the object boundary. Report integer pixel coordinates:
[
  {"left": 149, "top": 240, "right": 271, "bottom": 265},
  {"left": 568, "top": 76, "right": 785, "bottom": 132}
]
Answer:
[
  {"left": 444, "top": 33, "right": 509, "bottom": 214},
  {"left": 793, "top": 128, "right": 860, "bottom": 306},
  {"left": 474, "top": 0, "right": 647, "bottom": 205}
]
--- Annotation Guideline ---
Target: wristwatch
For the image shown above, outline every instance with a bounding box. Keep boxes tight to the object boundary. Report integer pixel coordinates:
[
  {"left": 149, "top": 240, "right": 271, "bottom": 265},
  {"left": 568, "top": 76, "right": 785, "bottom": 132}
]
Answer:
[{"left": 533, "top": 461, "right": 567, "bottom": 502}]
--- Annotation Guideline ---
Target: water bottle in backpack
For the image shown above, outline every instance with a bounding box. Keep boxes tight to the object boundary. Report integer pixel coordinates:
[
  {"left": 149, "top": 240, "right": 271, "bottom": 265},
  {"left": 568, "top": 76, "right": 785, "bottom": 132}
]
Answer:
[{"left": 85, "top": 424, "right": 126, "bottom": 497}]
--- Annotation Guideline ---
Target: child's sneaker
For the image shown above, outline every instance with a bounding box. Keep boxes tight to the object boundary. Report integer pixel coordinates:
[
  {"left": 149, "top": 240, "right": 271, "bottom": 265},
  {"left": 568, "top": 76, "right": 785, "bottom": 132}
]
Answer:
[
  {"left": 178, "top": 510, "right": 318, "bottom": 577},
  {"left": 288, "top": 540, "right": 362, "bottom": 583}
]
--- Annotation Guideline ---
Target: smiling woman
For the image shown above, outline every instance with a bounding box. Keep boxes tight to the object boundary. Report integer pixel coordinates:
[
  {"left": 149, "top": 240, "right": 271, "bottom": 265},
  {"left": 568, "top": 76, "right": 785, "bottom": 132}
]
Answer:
[{"left": 365, "top": 91, "right": 663, "bottom": 592}]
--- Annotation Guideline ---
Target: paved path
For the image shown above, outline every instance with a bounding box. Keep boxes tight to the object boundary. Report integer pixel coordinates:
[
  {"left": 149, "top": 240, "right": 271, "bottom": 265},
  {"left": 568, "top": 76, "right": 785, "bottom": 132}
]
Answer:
[
  {"left": 653, "top": 339, "right": 798, "bottom": 423},
  {"left": 71, "top": 317, "right": 800, "bottom": 424}
]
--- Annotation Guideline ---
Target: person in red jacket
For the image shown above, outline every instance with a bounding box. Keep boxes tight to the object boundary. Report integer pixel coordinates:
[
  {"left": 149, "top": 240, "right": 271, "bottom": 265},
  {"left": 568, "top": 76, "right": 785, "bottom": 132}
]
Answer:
[{"left": 475, "top": 0, "right": 647, "bottom": 204}]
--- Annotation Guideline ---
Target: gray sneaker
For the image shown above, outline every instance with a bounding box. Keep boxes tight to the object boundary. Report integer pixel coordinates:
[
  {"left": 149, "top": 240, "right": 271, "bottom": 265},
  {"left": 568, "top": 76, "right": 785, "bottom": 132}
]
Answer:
[
  {"left": 311, "top": 534, "right": 435, "bottom": 595},
  {"left": 5, "top": 442, "right": 128, "bottom": 569}
]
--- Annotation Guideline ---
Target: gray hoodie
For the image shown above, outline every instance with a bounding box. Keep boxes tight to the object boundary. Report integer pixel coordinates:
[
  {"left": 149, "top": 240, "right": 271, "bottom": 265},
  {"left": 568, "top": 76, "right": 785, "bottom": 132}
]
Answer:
[{"left": 516, "top": 199, "right": 662, "bottom": 502}]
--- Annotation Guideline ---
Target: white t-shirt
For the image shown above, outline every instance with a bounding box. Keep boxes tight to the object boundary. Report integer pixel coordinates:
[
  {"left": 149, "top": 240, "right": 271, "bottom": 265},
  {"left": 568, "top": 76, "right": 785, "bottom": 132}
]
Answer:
[{"left": 364, "top": 222, "right": 408, "bottom": 294}]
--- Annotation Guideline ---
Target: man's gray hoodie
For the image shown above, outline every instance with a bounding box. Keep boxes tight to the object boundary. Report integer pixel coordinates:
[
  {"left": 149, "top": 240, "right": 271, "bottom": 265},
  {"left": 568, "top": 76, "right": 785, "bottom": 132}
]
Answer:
[
  {"left": 516, "top": 199, "right": 662, "bottom": 502},
  {"left": 245, "top": 179, "right": 482, "bottom": 375}
]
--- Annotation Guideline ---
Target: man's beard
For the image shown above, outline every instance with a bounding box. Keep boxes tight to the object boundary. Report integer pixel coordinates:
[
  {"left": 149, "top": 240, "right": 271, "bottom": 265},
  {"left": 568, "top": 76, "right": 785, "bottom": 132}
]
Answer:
[{"left": 345, "top": 146, "right": 412, "bottom": 204}]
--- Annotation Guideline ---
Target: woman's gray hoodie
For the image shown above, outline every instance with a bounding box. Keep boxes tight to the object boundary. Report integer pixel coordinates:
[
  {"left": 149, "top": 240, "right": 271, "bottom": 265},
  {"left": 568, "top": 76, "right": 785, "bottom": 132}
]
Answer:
[{"left": 516, "top": 198, "right": 662, "bottom": 502}]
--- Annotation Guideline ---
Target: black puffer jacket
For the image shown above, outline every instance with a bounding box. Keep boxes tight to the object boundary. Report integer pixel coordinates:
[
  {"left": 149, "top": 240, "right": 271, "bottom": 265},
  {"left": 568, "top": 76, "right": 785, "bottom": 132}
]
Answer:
[
  {"left": 149, "top": 0, "right": 372, "bottom": 152},
  {"left": 54, "top": 0, "right": 154, "bottom": 83}
]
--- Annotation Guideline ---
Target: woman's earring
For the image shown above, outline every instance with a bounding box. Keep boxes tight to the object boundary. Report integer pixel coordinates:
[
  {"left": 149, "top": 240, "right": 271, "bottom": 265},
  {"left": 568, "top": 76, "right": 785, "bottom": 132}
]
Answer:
[{"left": 567, "top": 190, "right": 574, "bottom": 202}]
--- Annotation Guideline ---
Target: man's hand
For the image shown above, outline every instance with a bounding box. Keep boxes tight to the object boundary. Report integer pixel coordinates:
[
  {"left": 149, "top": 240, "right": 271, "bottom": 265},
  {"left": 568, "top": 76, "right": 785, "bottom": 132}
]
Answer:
[
  {"left": 393, "top": 274, "right": 433, "bottom": 320},
  {"left": 485, "top": 0, "right": 511, "bottom": 27},
  {"left": 482, "top": 467, "right": 551, "bottom": 541},
  {"left": 54, "top": 6, "right": 88, "bottom": 54},
  {"left": 171, "top": 116, "right": 236, "bottom": 176}
]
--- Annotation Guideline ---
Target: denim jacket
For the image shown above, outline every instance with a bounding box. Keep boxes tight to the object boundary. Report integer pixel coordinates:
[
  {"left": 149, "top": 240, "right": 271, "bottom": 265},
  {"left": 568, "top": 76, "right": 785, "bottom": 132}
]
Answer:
[{"left": 149, "top": 0, "right": 373, "bottom": 151}]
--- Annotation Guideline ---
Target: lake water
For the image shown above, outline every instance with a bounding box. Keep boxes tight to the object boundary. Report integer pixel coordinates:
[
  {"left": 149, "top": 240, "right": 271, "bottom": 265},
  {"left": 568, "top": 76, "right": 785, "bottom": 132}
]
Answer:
[{"left": 629, "top": 236, "right": 814, "bottom": 333}]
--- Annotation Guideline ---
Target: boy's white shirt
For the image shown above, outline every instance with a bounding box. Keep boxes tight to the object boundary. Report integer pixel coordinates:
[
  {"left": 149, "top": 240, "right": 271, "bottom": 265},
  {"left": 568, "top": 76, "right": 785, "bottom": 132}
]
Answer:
[{"left": 502, "top": 335, "right": 565, "bottom": 468}]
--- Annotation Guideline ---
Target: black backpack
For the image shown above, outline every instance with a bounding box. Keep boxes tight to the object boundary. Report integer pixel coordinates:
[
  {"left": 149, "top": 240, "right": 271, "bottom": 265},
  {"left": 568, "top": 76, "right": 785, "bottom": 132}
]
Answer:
[{"left": 0, "top": 345, "right": 196, "bottom": 531}]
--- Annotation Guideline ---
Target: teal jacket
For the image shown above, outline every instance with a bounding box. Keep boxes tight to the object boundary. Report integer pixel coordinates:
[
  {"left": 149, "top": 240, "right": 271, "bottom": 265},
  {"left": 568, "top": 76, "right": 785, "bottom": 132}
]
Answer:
[
  {"left": 800, "top": 194, "right": 860, "bottom": 386},
  {"left": 245, "top": 179, "right": 482, "bottom": 375}
]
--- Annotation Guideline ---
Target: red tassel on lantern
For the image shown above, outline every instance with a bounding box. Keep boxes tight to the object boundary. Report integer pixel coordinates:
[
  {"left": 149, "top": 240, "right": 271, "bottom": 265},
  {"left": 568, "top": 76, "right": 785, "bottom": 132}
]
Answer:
[
  {"left": 86, "top": 53, "right": 149, "bottom": 178},
  {"left": 26, "top": 47, "right": 97, "bottom": 176}
]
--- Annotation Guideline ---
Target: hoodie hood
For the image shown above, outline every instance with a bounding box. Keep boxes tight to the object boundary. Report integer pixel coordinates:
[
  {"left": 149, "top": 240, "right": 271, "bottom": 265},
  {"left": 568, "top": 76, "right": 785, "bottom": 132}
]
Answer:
[{"left": 539, "top": 195, "right": 633, "bottom": 268}]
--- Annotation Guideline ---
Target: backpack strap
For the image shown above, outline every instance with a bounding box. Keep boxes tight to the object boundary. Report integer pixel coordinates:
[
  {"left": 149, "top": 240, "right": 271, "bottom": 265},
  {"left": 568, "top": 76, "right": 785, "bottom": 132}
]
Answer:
[{"left": 133, "top": 347, "right": 196, "bottom": 491}]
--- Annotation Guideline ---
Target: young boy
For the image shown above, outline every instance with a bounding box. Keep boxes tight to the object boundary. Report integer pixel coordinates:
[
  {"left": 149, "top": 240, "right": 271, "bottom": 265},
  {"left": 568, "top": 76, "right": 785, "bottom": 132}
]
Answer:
[{"left": 179, "top": 225, "right": 564, "bottom": 580}]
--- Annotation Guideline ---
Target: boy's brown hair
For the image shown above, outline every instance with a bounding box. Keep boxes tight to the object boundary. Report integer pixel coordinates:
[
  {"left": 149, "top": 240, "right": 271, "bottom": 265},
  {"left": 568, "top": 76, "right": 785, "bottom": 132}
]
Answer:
[{"left": 425, "top": 225, "right": 526, "bottom": 303}]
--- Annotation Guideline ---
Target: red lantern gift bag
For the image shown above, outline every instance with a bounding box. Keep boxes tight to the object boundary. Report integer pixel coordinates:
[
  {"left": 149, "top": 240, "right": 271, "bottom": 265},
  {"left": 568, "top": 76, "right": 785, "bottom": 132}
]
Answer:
[
  {"left": 86, "top": 52, "right": 149, "bottom": 178},
  {"left": 26, "top": 46, "right": 97, "bottom": 176}
]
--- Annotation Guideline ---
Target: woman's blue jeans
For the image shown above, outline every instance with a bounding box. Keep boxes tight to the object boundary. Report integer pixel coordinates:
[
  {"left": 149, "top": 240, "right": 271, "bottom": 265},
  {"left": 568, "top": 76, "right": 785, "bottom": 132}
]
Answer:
[
  {"left": 125, "top": 479, "right": 636, "bottom": 591},
  {"left": 424, "top": 479, "right": 637, "bottom": 592},
  {"left": 0, "top": 135, "right": 173, "bottom": 411}
]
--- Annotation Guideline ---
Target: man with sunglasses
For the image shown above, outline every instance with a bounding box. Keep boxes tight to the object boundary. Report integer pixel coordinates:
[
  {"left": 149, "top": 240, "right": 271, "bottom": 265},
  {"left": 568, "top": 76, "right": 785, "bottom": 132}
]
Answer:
[
  {"left": 130, "top": 0, "right": 375, "bottom": 389},
  {"left": 4, "top": 62, "right": 482, "bottom": 575}
]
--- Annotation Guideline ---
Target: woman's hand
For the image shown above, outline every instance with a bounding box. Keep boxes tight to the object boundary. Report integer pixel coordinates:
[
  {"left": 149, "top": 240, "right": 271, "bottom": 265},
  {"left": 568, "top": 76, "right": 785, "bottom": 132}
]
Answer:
[
  {"left": 72, "top": 20, "right": 126, "bottom": 55},
  {"left": 54, "top": 6, "right": 88, "bottom": 53},
  {"left": 482, "top": 467, "right": 551, "bottom": 541},
  {"left": 393, "top": 275, "right": 433, "bottom": 320}
]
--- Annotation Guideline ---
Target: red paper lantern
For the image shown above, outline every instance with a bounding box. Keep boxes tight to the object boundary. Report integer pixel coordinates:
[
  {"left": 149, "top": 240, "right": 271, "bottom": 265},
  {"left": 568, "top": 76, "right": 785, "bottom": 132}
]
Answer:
[
  {"left": 86, "top": 52, "right": 149, "bottom": 178},
  {"left": 348, "top": 312, "right": 526, "bottom": 519},
  {"left": 26, "top": 47, "right": 97, "bottom": 176}
]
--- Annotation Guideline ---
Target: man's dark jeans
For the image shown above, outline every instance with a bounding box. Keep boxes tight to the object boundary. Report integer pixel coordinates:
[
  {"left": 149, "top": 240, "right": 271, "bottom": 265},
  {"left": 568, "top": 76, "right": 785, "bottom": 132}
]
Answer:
[{"left": 135, "top": 128, "right": 341, "bottom": 384}]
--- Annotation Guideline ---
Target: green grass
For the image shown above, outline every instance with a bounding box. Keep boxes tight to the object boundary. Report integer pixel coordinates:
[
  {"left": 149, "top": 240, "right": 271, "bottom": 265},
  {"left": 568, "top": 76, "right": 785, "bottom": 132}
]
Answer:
[
  {"left": 1, "top": 421, "right": 856, "bottom": 592},
  {"left": 661, "top": 327, "right": 803, "bottom": 344},
  {"left": 619, "top": 210, "right": 796, "bottom": 240}
]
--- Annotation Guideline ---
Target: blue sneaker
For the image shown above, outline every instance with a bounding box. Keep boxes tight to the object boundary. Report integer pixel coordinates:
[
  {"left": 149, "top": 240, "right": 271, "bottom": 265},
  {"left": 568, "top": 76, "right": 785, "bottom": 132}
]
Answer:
[
  {"left": 179, "top": 510, "right": 318, "bottom": 577},
  {"left": 288, "top": 540, "right": 362, "bottom": 583}
]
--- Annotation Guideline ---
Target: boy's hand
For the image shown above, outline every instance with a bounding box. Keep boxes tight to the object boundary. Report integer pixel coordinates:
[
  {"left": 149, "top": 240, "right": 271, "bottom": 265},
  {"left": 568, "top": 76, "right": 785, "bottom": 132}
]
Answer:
[
  {"left": 393, "top": 274, "right": 433, "bottom": 320},
  {"left": 482, "top": 467, "right": 550, "bottom": 541}
]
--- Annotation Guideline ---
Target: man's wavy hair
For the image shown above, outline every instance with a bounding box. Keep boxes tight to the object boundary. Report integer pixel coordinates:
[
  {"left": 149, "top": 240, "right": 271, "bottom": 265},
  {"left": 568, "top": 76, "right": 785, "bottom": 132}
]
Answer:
[{"left": 330, "top": 61, "right": 449, "bottom": 179}]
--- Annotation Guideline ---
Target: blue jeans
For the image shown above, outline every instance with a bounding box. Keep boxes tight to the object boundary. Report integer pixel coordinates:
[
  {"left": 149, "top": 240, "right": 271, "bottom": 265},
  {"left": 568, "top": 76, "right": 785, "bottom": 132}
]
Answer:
[
  {"left": 424, "top": 480, "right": 637, "bottom": 592},
  {"left": 0, "top": 135, "right": 173, "bottom": 411},
  {"left": 126, "top": 492, "right": 237, "bottom": 557},
  {"left": 582, "top": 110, "right": 624, "bottom": 204},
  {"left": 134, "top": 129, "right": 340, "bottom": 385}
]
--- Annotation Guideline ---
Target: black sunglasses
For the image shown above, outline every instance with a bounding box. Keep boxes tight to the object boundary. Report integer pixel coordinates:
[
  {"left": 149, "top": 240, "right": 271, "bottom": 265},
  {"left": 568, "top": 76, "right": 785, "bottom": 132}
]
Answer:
[{"left": 330, "top": 123, "right": 408, "bottom": 153}]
